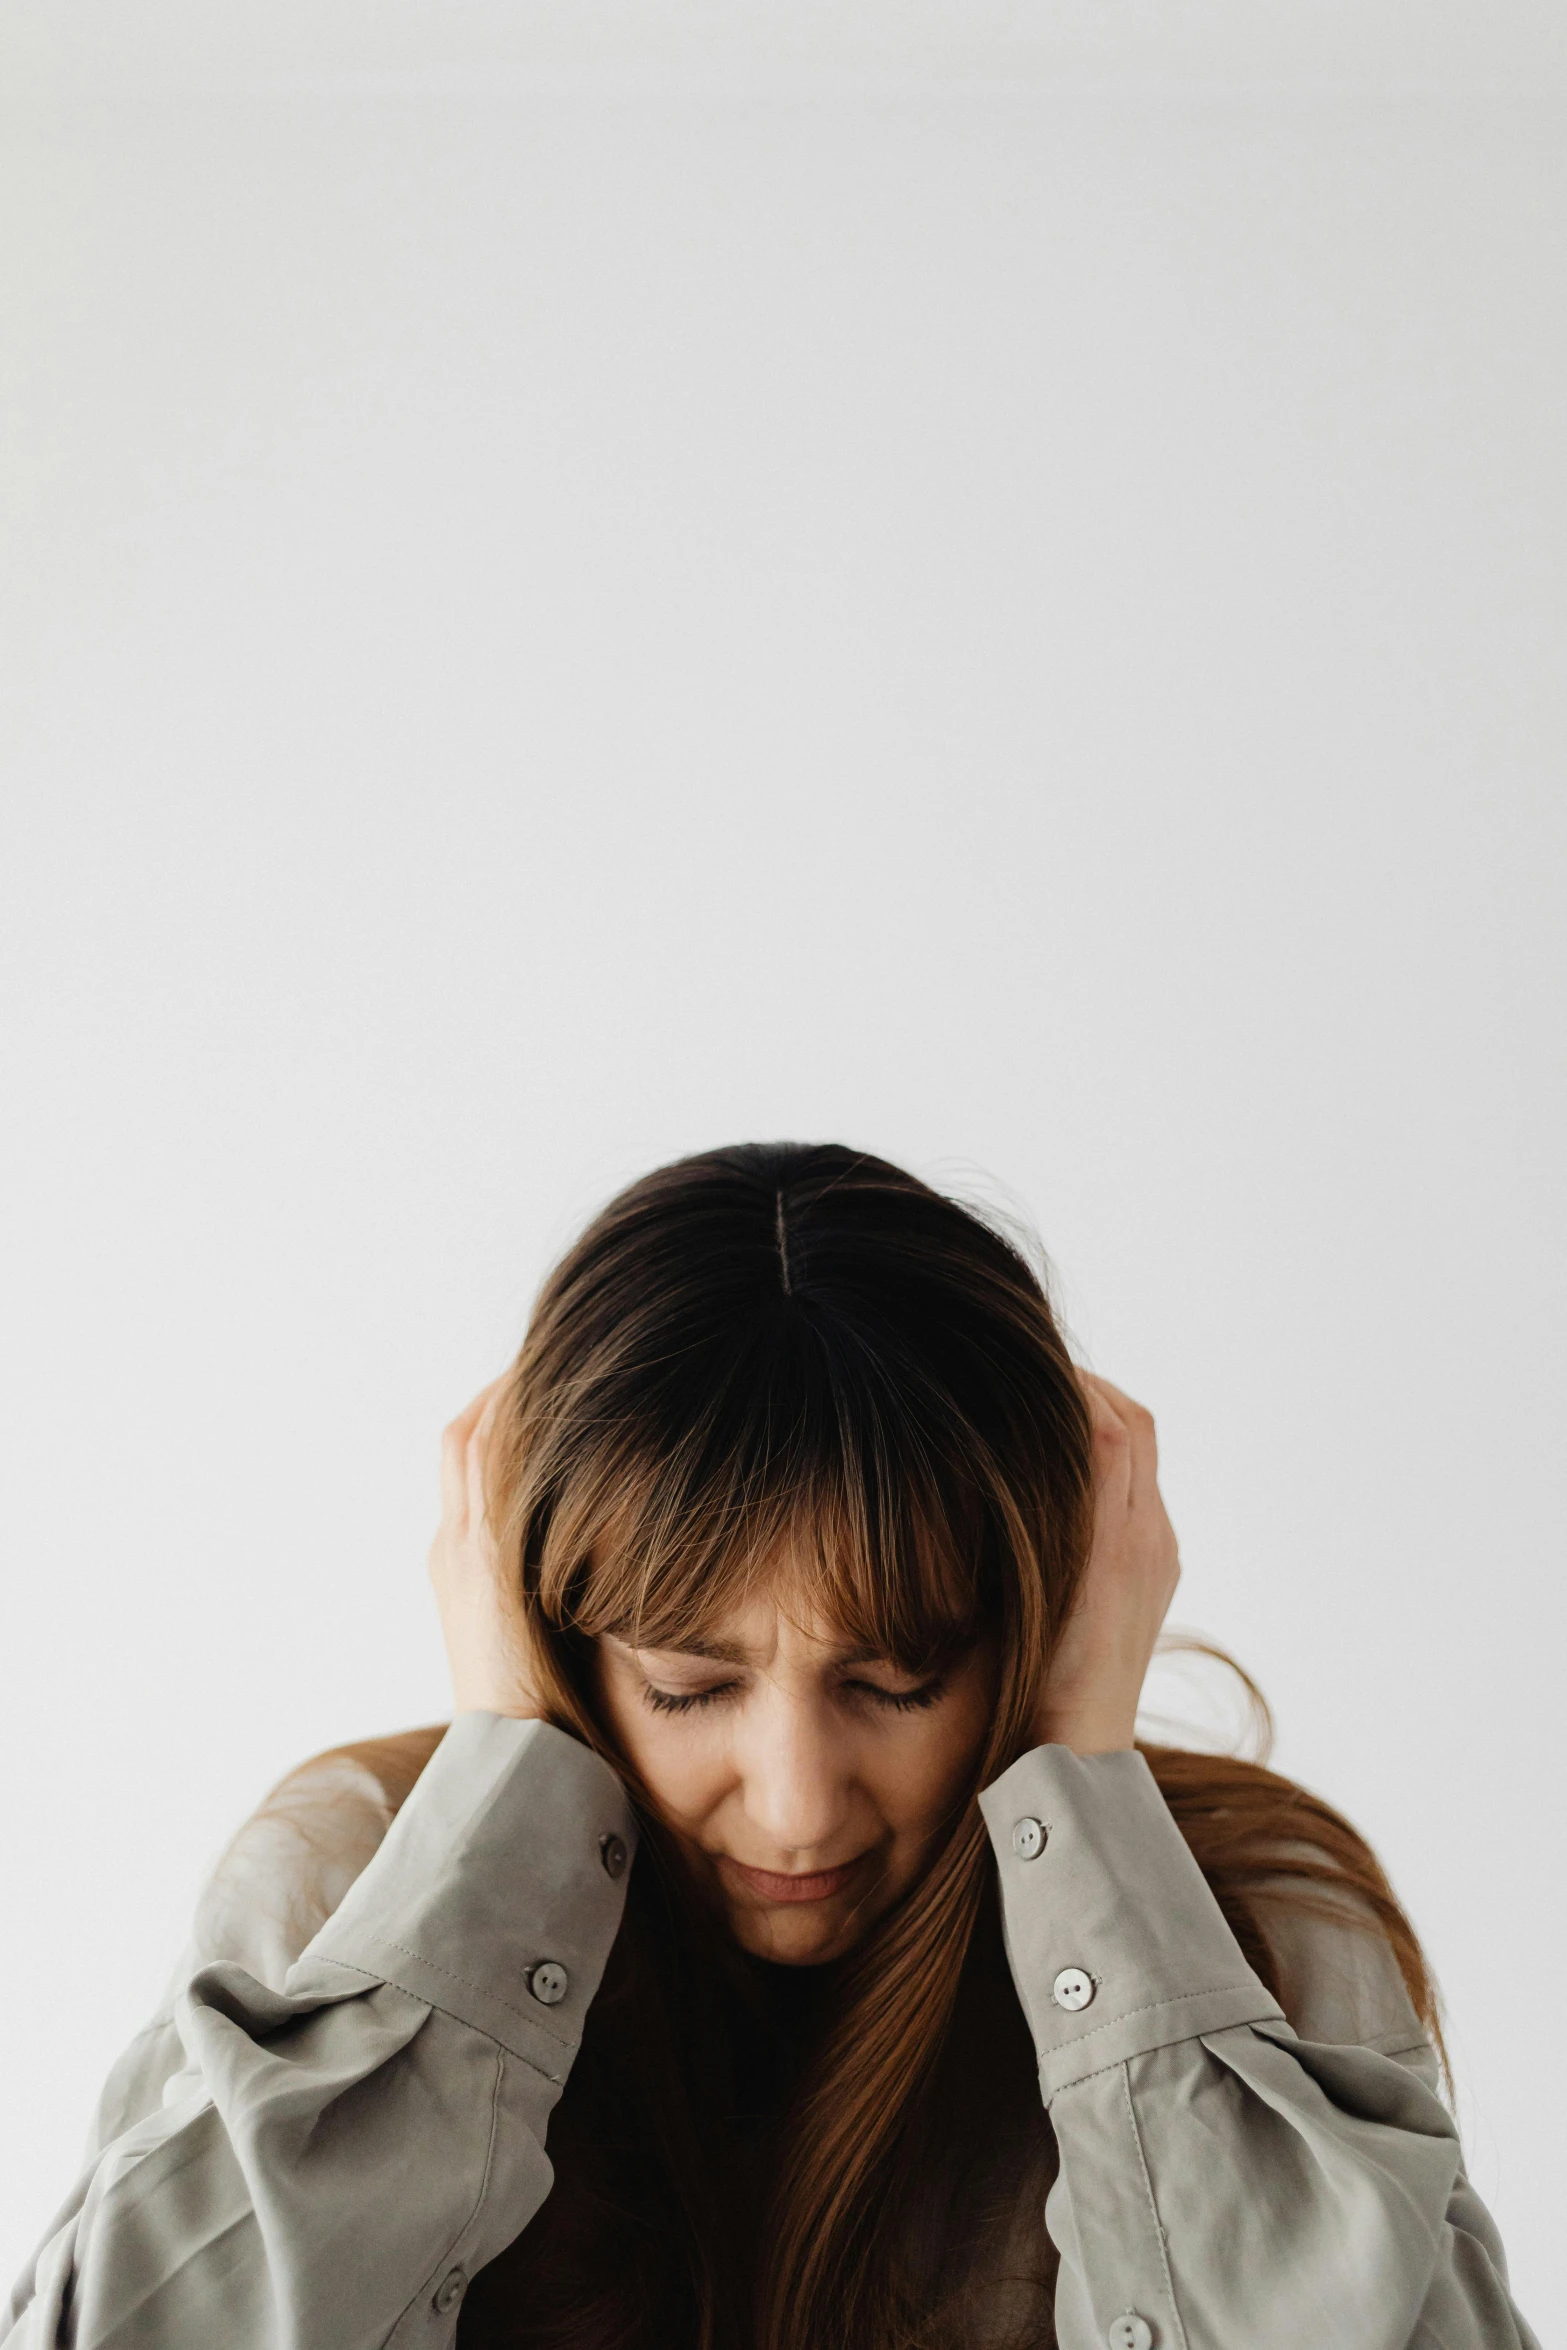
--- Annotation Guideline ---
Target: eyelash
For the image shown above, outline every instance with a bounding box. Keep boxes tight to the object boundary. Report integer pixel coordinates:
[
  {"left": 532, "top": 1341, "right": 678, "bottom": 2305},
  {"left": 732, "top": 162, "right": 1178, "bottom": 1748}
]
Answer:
[{"left": 642, "top": 1676, "right": 946, "bottom": 1717}]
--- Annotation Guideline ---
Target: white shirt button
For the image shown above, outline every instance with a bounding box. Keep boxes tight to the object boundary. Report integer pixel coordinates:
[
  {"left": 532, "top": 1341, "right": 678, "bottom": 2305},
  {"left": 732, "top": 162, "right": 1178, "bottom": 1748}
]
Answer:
[
  {"left": 529, "top": 1960, "right": 570, "bottom": 2006},
  {"left": 600, "top": 1832, "right": 628, "bottom": 1878},
  {"left": 1052, "top": 1966, "right": 1095, "bottom": 2011},
  {"left": 432, "top": 2267, "right": 466, "bottom": 2315},
  {"left": 1012, "top": 1816, "right": 1046, "bottom": 1860},
  {"left": 1107, "top": 2315, "right": 1152, "bottom": 2350}
]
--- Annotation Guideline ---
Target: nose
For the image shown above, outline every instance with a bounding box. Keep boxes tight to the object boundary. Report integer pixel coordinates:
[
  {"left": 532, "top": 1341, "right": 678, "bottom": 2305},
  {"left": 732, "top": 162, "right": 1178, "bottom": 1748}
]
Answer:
[{"left": 734, "top": 1683, "right": 854, "bottom": 1859}]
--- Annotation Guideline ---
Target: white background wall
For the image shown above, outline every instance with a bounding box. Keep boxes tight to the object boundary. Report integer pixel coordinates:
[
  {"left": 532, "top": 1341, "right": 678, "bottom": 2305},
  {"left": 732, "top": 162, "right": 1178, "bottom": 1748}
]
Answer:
[{"left": 2, "top": 0, "right": 1562, "bottom": 2315}]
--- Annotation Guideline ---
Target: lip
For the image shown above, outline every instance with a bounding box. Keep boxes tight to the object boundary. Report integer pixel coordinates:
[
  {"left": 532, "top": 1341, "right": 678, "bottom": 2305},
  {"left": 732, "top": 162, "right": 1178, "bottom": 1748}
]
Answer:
[{"left": 720, "top": 1855, "right": 867, "bottom": 1905}]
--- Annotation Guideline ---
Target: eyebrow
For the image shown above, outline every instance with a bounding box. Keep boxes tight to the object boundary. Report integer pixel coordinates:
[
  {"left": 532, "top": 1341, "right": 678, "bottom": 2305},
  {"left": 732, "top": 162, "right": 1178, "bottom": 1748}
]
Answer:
[
  {"left": 624, "top": 1637, "right": 913, "bottom": 1671},
  {"left": 643, "top": 1638, "right": 750, "bottom": 1666}
]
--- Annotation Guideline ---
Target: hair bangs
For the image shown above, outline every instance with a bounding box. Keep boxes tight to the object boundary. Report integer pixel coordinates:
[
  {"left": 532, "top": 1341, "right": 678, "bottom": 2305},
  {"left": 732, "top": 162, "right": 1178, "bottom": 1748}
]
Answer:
[{"left": 531, "top": 1311, "right": 997, "bottom": 1675}]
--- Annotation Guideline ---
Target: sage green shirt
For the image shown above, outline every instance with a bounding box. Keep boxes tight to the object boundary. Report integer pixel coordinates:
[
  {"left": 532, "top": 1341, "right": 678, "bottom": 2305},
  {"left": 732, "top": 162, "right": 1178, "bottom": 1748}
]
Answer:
[{"left": 3, "top": 1716, "right": 1538, "bottom": 2348}]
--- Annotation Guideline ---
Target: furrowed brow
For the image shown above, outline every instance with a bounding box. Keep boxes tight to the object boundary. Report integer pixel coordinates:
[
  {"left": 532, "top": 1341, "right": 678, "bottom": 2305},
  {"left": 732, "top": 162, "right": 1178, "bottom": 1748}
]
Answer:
[{"left": 630, "top": 1636, "right": 752, "bottom": 1665}]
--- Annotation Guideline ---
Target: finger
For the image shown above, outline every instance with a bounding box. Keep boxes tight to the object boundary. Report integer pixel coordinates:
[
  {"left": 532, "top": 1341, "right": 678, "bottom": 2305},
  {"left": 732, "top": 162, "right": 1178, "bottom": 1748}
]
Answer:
[
  {"left": 466, "top": 1379, "right": 507, "bottom": 1531},
  {"left": 440, "top": 1378, "right": 505, "bottom": 1530},
  {"left": 1084, "top": 1373, "right": 1157, "bottom": 1511},
  {"left": 1079, "top": 1370, "right": 1133, "bottom": 1517},
  {"left": 1089, "top": 1374, "right": 1155, "bottom": 1463},
  {"left": 440, "top": 1416, "right": 472, "bottom": 1530}
]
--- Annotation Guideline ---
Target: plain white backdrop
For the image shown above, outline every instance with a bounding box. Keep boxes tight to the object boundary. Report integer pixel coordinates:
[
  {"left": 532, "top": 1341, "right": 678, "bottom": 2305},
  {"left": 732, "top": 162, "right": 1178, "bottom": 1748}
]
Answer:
[{"left": 2, "top": 0, "right": 1563, "bottom": 2315}]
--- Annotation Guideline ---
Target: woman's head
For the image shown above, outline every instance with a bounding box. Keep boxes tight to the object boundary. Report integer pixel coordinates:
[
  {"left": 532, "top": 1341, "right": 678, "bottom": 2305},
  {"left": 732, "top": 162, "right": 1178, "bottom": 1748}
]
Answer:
[
  {"left": 405, "top": 1142, "right": 1444, "bottom": 2350},
  {"left": 485, "top": 1142, "right": 1096, "bottom": 1964}
]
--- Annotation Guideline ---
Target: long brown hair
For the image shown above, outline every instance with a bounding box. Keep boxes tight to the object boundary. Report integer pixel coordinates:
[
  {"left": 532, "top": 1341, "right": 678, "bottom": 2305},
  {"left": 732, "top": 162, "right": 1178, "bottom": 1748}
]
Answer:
[{"left": 336, "top": 1145, "right": 1442, "bottom": 2349}]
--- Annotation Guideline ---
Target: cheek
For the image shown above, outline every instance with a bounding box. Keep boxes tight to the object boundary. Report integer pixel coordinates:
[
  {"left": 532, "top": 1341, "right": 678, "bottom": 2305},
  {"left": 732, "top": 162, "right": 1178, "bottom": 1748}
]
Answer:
[
  {"left": 598, "top": 1686, "right": 733, "bottom": 1830},
  {"left": 878, "top": 1692, "right": 992, "bottom": 1835}
]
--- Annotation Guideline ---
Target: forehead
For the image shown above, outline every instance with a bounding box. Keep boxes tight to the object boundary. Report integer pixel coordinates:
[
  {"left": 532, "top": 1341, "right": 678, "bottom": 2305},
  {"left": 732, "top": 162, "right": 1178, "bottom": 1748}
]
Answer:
[{"left": 616, "top": 1577, "right": 882, "bottom": 1666}]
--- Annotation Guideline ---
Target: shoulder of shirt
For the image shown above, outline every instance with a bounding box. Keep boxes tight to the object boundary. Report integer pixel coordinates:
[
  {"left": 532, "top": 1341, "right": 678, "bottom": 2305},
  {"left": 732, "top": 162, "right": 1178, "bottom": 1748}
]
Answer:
[{"left": 191, "top": 1726, "right": 447, "bottom": 1992}]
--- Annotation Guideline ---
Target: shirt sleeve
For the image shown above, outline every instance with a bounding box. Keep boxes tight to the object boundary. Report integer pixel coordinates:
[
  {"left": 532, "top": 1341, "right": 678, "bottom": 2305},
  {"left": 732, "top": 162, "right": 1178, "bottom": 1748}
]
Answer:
[
  {"left": 2, "top": 1714, "right": 638, "bottom": 2350},
  {"left": 978, "top": 1743, "right": 1541, "bottom": 2350}
]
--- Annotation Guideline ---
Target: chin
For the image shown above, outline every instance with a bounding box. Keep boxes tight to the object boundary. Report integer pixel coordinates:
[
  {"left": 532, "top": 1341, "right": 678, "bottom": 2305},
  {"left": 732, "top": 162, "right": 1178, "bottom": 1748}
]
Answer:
[{"left": 725, "top": 1904, "right": 861, "bottom": 1966}]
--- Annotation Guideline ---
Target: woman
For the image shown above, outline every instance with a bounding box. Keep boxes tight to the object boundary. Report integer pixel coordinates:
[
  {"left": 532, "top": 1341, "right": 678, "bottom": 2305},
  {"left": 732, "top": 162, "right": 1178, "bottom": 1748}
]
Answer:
[{"left": 5, "top": 1143, "right": 1537, "bottom": 2349}]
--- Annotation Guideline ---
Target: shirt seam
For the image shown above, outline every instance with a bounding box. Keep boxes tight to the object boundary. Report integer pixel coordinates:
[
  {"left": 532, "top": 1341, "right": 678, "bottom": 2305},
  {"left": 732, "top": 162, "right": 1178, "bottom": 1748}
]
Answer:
[
  {"left": 1034, "top": 1978, "right": 1278, "bottom": 2057},
  {"left": 1050, "top": 2019, "right": 1436, "bottom": 2099},
  {"left": 1119, "top": 2058, "right": 1190, "bottom": 2350},
  {"left": 1251, "top": 2018, "right": 1434, "bottom": 2060},
  {"left": 1371, "top": 2031, "right": 1433, "bottom": 2057},
  {"left": 387, "top": 2041, "right": 506, "bottom": 2341},
  {"left": 316, "top": 1947, "right": 577, "bottom": 2061}
]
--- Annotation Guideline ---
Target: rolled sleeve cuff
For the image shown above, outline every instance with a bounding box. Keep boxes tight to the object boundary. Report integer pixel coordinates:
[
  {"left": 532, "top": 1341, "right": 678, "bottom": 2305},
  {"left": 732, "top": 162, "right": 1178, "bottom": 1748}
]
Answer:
[
  {"left": 978, "top": 1744, "right": 1282, "bottom": 2097},
  {"left": 299, "top": 1714, "right": 637, "bottom": 2083}
]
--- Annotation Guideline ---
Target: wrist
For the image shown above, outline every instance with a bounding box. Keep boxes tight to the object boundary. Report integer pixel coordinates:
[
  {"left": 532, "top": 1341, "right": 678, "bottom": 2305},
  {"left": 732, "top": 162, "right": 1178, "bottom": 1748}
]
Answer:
[
  {"left": 1032, "top": 1708, "right": 1137, "bottom": 1757},
  {"left": 449, "top": 1667, "right": 544, "bottom": 1720}
]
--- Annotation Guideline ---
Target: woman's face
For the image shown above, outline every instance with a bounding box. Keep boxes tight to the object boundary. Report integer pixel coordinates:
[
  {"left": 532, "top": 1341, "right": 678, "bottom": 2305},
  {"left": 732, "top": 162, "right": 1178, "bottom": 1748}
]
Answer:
[{"left": 594, "top": 1573, "right": 995, "bottom": 1964}]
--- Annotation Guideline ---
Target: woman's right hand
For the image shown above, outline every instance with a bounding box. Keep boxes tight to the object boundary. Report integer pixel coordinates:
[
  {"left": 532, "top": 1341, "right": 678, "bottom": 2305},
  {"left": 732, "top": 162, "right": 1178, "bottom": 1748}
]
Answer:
[{"left": 428, "top": 1377, "right": 545, "bottom": 1719}]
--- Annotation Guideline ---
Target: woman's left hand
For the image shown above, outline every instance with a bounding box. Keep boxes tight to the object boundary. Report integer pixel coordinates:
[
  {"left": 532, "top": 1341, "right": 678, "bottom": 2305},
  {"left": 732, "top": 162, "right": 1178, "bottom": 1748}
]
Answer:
[{"left": 1031, "top": 1373, "right": 1181, "bottom": 1755}]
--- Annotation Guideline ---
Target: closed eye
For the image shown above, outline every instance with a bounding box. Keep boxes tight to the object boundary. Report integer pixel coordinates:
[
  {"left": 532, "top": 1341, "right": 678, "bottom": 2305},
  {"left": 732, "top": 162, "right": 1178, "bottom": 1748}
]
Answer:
[
  {"left": 845, "top": 1675, "right": 947, "bottom": 1714},
  {"left": 642, "top": 1680, "right": 743, "bottom": 1716}
]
